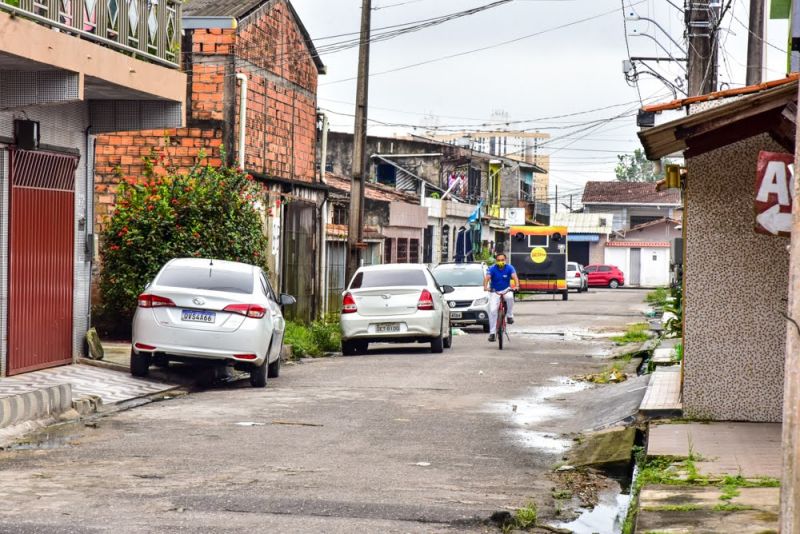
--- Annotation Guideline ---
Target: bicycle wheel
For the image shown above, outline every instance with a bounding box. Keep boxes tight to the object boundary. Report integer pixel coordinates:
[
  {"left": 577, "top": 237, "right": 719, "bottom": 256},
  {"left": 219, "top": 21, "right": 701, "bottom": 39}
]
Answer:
[{"left": 498, "top": 304, "right": 505, "bottom": 350}]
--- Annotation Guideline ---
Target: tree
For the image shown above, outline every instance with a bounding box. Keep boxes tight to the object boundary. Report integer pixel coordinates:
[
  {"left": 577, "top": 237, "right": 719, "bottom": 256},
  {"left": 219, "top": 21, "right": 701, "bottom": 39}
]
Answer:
[
  {"left": 97, "top": 149, "right": 270, "bottom": 324},
  {"left": 614, "top": 148, "right": 665, "bottom": 183}
]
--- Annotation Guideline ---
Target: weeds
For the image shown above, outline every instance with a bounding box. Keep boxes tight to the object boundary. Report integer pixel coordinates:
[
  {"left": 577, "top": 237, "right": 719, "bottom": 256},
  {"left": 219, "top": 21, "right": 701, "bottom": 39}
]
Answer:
[
  {"left": 552, "top": 489, "right": 572, "bottom": 500},
  {"left": 646, "top": 288, "right": 669, "bottom": 307},
  {"left": 513, "top": 502, "right": 538, "bottom": 529},
  {"left": 611, "top": 323, "right": 652, "bottom": 345},
  {"left": 284, "top": 319, "right": 341, "bottom": 358}
]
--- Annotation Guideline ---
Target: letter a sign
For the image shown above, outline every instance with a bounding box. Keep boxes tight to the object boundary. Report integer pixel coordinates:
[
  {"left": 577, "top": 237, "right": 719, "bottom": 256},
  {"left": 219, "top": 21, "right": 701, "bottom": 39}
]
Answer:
[{"left": 755, "top": 151, "right": 794, "bottom": 237}]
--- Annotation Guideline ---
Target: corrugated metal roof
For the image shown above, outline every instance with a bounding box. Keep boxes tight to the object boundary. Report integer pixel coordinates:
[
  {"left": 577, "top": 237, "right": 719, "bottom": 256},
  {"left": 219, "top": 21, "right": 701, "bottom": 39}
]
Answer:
[{"left": 551, "top": 212, "right": 614, "bottom": 234}]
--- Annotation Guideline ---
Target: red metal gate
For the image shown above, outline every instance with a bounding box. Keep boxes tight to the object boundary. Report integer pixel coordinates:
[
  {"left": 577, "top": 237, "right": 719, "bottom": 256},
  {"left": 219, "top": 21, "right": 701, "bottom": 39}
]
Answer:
[{"left": 7, "top": 150, "right": 77, "bottom": 375}]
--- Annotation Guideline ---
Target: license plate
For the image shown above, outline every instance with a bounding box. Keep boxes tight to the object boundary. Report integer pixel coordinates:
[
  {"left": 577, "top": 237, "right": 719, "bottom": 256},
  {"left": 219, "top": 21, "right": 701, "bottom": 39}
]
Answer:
[
  {"left": 181, "top": 310, "right": 216, "bottom": 323},
  {"left": 450, "top": 312, "right": 463, "bottom": 319},
  {"left": 375, "top": 323, "right": 401, "bottom": 333}
]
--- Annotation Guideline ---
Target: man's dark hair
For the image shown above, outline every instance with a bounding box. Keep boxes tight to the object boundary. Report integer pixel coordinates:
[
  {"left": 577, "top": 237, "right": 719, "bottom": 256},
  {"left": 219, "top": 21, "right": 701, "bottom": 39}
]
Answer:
[{"left": 495, "top": 253, "right": 507, "bottom": 261}]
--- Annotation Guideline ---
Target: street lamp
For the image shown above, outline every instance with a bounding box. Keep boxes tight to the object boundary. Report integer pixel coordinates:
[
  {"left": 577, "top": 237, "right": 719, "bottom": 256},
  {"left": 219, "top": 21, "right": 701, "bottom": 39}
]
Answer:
[
  {"left": 626, "top": 12, "right": 688, "bottom": 55},
  {"left": 628, "top": 29, "right": 687, "bottom": 72}
]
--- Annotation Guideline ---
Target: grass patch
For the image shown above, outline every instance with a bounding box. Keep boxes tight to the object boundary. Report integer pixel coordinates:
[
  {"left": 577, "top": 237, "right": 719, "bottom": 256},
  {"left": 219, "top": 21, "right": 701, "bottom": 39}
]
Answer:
[
  {"left": 642, "top": 504, "right": 701, "bottom": 512},
  {"left": 552, "top": 489, "right": 573, "bottom": 500},
  {"left": 719, "top": 484, "right": 741, "bottom": 501},
  {"left": 514, "top": 502, "right": 538, "bottom": 529},
  {"left": 611, "top": 323, "right": 651, "bottom": 344},
  {"left": 284, "top": 319, "right": 341, "bottom": 358},
  {"left": 646, "top": 288, "right": 669, "bottom": 307},
  {"left": 713, "top": 503, "right": 754, "bottom": 512},
  {"left": 674, "top": 343, "right": 683, "bottom": 362}
]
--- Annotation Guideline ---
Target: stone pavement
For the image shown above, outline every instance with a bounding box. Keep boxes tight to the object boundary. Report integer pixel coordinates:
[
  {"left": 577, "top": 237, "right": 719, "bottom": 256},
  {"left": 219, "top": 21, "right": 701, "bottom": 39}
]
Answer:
[
  {"left": 639, "top": 365, "right": 682, "bottom": 414},
  {"left": 635, "top": 421, "right": 782, "bottom": 533}
]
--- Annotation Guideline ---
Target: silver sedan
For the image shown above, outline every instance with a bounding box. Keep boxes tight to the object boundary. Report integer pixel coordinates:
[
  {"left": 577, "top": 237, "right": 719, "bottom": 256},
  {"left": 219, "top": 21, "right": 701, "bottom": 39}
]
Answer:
[
  {"left": 339, "top": 264, "right": 455, "bottom": 355},
  {"left": 131, "top": 258, "right": 294, "bottom": 387}
]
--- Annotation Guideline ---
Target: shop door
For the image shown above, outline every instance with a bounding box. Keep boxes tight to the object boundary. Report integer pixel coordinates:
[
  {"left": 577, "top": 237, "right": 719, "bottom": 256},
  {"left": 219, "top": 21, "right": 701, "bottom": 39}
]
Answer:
[{"left": 7, "top": 150, "right": 76, "bottom": 375}]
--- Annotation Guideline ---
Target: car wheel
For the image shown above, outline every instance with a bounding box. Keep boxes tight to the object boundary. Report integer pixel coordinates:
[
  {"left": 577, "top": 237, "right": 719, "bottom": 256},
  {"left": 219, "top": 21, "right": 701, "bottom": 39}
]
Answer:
[
  {"left": 250, "top": 360, "right": 267, "bottom": 388},
  {"left": 609, "top": 279, "right": 620, "bottom": 289},
  {"left": 483, "top": 323, "right": 490, "bottom": 333},
  {"left": 267, "top": 353, "right": 281, "bottom": 378},
  {"left": 342, "top": 340, "right": 359, "bottom": 356},
  {"left": 443, "top": 327, "right": 452, "bottom": 349},
  {"left": 153, "top": 354, "right": 169, "bottom": 368},
  {"left": 355, "top": 340, "right": 369, "bottom": 354},
  {"left": 562, "top": 291, "right": 569, "bottom": 301},
  {"left": 130, "top": 349, "right": 151, "bottom": 377}
]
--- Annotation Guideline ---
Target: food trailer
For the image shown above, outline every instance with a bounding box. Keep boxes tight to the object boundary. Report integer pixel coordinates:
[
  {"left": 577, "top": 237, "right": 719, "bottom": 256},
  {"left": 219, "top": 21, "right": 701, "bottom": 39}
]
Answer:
[{"left": 509, "top": 225, "right": 569, "bottom": 301}]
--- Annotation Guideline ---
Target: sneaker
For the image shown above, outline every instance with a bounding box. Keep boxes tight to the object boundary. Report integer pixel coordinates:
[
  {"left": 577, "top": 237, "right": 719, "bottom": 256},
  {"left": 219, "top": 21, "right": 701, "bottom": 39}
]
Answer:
[
  {"left": 507, "top": 317, "right": 514, "bottom": 325},
  {"left": 488, "top": 334, "right": 496, "bottom": 342}
]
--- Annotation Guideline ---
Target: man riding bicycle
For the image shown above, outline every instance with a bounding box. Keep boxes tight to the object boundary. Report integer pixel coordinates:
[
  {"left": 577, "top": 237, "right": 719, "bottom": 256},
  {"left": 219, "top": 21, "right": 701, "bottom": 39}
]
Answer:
[{"left": 484, "top": 253, "right": 520, "bottom": 342}]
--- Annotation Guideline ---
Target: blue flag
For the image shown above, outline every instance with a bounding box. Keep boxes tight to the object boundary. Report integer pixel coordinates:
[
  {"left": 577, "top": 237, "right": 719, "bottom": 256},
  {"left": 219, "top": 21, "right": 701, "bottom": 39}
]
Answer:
[{"left": 467, "top": 202, "right": 482, "bottom": 224}]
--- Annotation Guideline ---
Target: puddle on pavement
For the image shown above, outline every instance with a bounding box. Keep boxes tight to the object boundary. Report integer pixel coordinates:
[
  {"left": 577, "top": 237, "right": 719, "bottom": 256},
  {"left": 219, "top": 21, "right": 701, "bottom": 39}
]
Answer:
[
  {"left": 555, "top": 483, "right": 631, "bottom": 534},
  {"left": 485, "top": 377, "right": 592, "bottom": 454},
  {"left": 5, "top": 432, "right": 80, "bottom": 451}
]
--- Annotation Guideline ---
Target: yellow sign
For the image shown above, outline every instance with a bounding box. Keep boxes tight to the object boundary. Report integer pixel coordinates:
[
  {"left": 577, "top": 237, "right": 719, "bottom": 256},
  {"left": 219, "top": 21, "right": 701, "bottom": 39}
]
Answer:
[{"left": 530, "top": 247, "right": 547, "bottom": 263}]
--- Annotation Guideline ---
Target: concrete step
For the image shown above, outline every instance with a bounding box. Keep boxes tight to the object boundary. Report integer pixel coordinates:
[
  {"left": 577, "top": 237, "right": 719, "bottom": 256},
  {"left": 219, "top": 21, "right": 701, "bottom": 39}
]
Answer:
[{"left": 639, "top": 365, "right": 682, "bottom": 415}]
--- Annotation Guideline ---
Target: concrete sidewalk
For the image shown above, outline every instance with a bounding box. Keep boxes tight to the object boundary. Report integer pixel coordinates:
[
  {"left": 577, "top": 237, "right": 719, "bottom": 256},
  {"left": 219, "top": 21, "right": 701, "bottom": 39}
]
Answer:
[
  {"left": 635, "top": 421, "right": 782, "bottom": 533},
  {"left": 0, "top": 362, "right": 180, "bottom": 442}
]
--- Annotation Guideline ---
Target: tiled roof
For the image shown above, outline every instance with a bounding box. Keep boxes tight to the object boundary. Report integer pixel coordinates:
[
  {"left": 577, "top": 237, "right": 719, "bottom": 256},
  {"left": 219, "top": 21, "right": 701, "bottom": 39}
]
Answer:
[
  {"left": 183, "top": 0, "right": 325, "bottom": 73},
  {"left": 643, "top": 74, "right": 799, "bottom": 113},
  {"left": 184, "top": 0, "right": 264, "bottom": 18},
  {"left": 325, "top": 173, "right": 418, "bottom": 203},
  {"left": 582, "top": 181, "right": 681, "bottom": 205}
]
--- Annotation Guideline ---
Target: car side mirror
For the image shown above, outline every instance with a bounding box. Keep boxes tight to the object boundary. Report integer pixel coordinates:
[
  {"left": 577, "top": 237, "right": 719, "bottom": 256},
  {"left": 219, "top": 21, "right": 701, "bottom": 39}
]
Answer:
[
  {"left": 441, "top": 285, "right": 455, "bottom": 294},
  {"left": 280, "top": 294, "right": 296, "bottom": 306}
]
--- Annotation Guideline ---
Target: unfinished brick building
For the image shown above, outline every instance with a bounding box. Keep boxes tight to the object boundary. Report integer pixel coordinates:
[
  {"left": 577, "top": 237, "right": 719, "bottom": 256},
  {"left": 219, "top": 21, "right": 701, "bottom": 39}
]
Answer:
[{"left": 94, "top": 0, "right": 326, "bottom": 322}]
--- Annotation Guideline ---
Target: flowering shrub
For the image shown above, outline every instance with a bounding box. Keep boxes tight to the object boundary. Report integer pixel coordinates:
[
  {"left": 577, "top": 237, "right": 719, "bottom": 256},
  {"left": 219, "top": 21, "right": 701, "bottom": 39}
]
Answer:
[{"left": 98, "top": 152, "right": 269, "bottom": 321}]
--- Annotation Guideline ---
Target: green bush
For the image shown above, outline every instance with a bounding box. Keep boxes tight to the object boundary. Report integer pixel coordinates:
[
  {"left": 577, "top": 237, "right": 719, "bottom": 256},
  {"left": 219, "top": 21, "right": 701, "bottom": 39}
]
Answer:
[
  {"left": 97, "top": 150, "right": 269, "bottom": 324},
  {"left": 284, "top": 320, "right": 342, "bottom": 358},
  {"left": 646, "top": 288, "right": 669, "bottom": 307}
]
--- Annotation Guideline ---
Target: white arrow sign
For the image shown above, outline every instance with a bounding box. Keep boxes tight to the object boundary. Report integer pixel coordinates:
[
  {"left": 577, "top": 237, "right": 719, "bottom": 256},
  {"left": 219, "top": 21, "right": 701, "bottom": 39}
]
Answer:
[{"left": 757, "top": 204, "right": 792, "bottom": 235}]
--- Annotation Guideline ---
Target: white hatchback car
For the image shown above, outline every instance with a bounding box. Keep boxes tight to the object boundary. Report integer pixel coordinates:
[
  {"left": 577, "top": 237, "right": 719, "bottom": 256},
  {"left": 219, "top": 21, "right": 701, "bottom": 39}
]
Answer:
[
  {"left": 340, "top": 264, "right": 455, "bottom": 355},
  {"left": 131, "top": 258, "right": 295, "bottom": 387},
  {"left": 432, "top": 263, "right": 490, "bottom": 332},
  {"left": 567, "top": 261, "right": 588, "bottom": 293}
]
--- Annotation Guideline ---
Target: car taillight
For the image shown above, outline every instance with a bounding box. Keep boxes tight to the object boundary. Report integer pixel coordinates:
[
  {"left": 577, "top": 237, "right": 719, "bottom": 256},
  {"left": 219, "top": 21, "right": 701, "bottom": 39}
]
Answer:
[
  {"left": 575, "top": 272, "right": 581, "bottom": 278},
  {"left": 417, "top": 289, "right": 434, "bottom": 311},
  {"left": 134, "top": 343, "right": 157, "bottom": 351},
  {"left": 137, "top": 294, "right": 176, "bottom": 308},
  {"left": 233, "top": 354, "right": 258, "bottom": 360},
  {"left": 223, "top": 304, "right": 267, "bottom": 318},
  {"left": 342, "top": 292, "right": 357, "bottom": 314}
]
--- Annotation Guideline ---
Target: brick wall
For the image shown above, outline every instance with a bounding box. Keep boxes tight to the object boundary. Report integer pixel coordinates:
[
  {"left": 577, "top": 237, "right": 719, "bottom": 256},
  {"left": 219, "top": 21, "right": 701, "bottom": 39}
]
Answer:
[{"left": 94, "top": 0, "right": 320, "bottom": 232}]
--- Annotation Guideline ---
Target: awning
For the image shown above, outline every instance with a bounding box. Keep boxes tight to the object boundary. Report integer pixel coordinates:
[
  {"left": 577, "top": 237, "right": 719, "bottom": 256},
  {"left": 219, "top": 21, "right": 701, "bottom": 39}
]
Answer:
[{"left": 568, "top": 233, "right": 600, "bottom": 243}]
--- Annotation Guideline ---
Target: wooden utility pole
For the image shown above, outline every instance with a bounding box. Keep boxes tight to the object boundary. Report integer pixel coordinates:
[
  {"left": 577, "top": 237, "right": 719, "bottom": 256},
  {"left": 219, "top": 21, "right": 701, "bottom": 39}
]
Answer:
[
  {"left": 687, "top": 0, "right": 719, "bottom": 96},
  {"left": 346, "top": 0, "right": 372, "bottom": 283},
  {"left": 746, "top": 0, "right": 765, "bottom": 85}
]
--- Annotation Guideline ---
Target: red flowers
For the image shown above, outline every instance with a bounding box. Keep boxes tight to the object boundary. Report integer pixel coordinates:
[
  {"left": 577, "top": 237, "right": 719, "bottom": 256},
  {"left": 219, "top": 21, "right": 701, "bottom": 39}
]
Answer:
[{"left": 110, "top": 244, "right": 120, "bottom": 251}]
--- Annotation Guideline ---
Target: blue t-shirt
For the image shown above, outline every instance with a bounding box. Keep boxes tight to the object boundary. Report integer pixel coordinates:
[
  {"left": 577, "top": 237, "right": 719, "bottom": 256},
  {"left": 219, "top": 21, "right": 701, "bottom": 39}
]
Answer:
[{"left": 487, "top": 264, "right": 516, "bottom": 292}]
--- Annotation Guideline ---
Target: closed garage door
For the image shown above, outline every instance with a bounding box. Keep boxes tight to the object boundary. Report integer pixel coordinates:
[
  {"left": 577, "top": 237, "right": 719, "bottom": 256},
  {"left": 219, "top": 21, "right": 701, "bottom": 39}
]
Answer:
[{"left": 7, "top": 150, "right": 76, "bottom": 375}]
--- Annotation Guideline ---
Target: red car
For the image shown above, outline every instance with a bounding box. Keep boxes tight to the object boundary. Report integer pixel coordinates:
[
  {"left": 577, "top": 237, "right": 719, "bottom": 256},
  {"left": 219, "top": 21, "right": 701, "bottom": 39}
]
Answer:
[{"left": 584, "top": 264, "right": 625, "bottom": 289}]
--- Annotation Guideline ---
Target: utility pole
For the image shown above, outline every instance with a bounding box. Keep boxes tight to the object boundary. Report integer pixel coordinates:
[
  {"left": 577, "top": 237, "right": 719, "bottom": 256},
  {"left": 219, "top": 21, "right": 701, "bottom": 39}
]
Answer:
[
  {"left": 686, "top": 0, "right": 719, "bottom": 96},
  {"left": 346, "top": 0, "right": 372, "bottom": 283},
  {"left": 555, "top": 185, "right": 558, "bottom": 214},
  {"left": 746, "top": 0, "right": 765, "bottom": 85}
]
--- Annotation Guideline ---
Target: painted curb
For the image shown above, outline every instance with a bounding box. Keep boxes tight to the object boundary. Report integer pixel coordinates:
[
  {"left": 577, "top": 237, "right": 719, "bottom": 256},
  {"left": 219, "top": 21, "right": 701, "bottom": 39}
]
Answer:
[{"left": 0, "top": 384, "right": 73, "bottom": 429}]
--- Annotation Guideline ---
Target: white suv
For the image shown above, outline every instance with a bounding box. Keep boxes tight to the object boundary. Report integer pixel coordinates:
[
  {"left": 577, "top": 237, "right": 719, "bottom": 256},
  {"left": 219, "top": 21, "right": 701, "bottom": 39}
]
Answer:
[
  {"left": 340, "top": 264, "right": 455, "bottom": 355},
  {"left": 432, "top": 263, "right": 491, "bottom": 333}
]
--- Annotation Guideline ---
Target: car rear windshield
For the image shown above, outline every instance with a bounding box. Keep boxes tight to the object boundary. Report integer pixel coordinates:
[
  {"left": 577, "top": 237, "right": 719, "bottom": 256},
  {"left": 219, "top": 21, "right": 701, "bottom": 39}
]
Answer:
[
  {"left": 433, "top": 267, "right": 484, "bottom": 287},
  {"left": 350, "top": 269, "right": 427, "bottom": 289},
  {"left": 157, "top": 266, "right": 254, "bottom": 294}
]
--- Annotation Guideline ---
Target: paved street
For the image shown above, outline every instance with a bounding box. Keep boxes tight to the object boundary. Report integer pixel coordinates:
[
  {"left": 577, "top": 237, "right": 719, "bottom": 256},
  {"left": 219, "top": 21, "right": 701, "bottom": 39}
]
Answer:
[{"left": 0, "top": 290, "right": 648, "bottom": 533}]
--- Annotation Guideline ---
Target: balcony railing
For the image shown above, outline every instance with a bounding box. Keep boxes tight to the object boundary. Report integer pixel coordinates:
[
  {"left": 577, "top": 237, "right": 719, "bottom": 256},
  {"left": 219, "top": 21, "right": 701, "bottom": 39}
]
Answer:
[{"left": 0, "top": 0, "right": 181, "bottom": 68}]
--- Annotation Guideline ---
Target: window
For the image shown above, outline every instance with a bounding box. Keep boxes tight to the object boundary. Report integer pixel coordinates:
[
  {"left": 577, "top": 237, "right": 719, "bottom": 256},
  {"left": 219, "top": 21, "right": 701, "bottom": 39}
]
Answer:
[
  {"left": 433, "top": 266, "right": 485, "bottom": 287},
  {"left": 157, "top": 266, "right": 254, "bottom": 294},
  {"left": 376, "top": 163, "right": 397, "bottom": 186},
  {"left": 423, "top": 227, "right": 433, "bottom": 264},
  {"left": 349, "top": 269, "right": 427, "bottom": 289},
  {"left": 630, "top": 215, "right": 661, "bottom": 227},
  {"left": 332, "top": 204, "right": 348, "bottom": 226},
  {"left": 585, "top": 266, "right": 598, "bottom": 273},
  {"left": 410, "top": 238, "right": 420, "bottom": 263},
  {"left": 397, "top": 239, "right": 409, "bottom": 263},
  {"left": 599, "top": 265, "right": 612, "bottom": 272},
  {"left": 384, "top": 238, "right": 393, "bottom": 263},
  {"left": 567, "top": 264, "right": 577, "bottom": 272},
  {"left": 528, "top": 234, "right": 548, "bottom": 248}
]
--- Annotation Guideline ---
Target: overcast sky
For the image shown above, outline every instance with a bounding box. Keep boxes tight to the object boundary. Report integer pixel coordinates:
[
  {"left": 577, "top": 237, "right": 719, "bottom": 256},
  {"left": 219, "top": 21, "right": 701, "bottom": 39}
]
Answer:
[{"left": 291, "top": 0, "right": 790, "bottom": 202}]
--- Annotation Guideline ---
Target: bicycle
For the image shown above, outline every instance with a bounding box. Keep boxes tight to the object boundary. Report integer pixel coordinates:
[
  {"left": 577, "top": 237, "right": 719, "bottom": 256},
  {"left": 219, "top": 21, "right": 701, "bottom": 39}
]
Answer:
[{"left": 494, "top": 287, "right": 512, "bottom": 350}]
